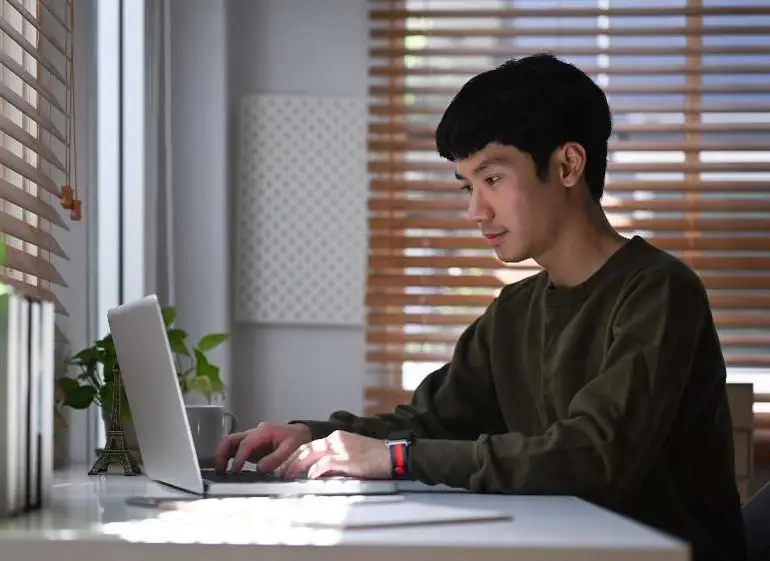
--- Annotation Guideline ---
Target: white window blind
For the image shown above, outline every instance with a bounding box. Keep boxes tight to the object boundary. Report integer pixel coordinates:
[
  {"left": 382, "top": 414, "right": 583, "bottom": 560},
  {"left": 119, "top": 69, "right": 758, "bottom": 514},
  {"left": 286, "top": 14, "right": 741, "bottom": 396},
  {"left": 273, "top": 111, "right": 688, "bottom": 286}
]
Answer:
[
  {"left": 366, "top": 0, "right": 770, "bottom": 414},
  {"left": 1, "top": 0, "right": 73, "bottom": 318}
]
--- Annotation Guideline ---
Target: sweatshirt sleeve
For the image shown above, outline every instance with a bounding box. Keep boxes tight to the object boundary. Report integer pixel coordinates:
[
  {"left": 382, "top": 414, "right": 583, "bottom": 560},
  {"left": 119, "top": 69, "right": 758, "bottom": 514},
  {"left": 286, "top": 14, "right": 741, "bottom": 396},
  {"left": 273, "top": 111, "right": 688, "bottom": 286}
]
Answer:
[
  {"left": 408, "top": 270, "right": 710, "bottom": 502},
  {"left": 292, "top": 299, "right": 503, "bottom": 442}
]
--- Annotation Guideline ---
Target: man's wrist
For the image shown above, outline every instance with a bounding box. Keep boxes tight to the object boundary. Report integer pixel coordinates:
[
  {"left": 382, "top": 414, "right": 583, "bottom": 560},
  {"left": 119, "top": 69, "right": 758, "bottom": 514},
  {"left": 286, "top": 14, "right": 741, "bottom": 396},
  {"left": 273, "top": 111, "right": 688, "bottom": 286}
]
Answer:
[
  {"left": 291, "top": 422, "right": 312, "bottom": 442},
  {"left": 288, "top": 420, "right": 337, "bottom": 441}
]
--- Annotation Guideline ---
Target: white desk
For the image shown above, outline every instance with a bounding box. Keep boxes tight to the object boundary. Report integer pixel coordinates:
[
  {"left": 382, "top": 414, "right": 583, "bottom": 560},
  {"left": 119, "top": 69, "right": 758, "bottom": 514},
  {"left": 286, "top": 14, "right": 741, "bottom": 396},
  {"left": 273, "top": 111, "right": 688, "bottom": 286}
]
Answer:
[{"left": 0, "top": 467, "right": 688, "bottom": 561}]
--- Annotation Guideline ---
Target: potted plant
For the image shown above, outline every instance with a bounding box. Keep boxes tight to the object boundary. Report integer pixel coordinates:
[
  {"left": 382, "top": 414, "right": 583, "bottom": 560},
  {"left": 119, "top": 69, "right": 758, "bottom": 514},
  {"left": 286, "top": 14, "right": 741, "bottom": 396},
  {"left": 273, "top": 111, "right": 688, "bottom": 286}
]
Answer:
[{"left": 56, "top": 305, "right": 229, "bottom": 459}]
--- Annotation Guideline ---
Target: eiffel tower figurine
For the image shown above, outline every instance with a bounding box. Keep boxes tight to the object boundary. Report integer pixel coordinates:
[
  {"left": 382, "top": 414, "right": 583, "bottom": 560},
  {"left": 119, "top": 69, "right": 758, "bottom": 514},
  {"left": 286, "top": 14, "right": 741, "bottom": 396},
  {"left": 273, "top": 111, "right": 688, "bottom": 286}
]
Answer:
[{"left": 88, "top": 364, "right": 141, "bottom": 476}]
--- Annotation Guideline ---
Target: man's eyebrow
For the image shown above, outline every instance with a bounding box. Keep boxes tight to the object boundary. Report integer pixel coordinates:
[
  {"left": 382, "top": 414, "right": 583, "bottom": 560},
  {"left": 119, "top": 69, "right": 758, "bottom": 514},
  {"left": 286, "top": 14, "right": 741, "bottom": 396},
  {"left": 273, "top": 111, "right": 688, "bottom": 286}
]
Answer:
[{"left": 454, "top": 156, "right": 512, "bottom": 181}]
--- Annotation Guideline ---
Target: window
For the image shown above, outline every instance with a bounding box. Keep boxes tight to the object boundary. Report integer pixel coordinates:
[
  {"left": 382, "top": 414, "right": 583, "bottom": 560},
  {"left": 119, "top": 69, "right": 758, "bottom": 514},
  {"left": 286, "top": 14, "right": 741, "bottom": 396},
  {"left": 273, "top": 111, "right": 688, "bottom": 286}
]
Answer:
[
  {"left": 1, "top": 0, "right": 72, "bottom": 320},
  {"left": 366, "top": 1, "right": 770, "bottom": 420}
]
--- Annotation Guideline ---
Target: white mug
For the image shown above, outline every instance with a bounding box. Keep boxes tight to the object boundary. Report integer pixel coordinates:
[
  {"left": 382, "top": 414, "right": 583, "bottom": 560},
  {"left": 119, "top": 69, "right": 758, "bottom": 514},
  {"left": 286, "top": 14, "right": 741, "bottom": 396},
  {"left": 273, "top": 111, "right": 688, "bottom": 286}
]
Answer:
[{"left": 185, "top": 404, "right": 237, "bottom": 468}]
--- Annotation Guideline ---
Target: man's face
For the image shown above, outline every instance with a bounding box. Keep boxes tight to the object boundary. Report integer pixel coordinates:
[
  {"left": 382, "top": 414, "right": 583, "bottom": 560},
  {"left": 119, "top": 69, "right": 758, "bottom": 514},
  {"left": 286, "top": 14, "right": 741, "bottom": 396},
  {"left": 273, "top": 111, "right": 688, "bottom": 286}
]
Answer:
[{"left": 454, "top": 143, "right": 569, "bottom": 264}]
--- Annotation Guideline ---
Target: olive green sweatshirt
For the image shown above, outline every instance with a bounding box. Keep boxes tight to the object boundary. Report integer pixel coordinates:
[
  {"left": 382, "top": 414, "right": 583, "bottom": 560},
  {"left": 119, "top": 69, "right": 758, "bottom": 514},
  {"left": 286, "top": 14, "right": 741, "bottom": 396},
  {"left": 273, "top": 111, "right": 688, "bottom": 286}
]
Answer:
[{"left": 297, "top": 236, "right": 747, "bottom": 561}]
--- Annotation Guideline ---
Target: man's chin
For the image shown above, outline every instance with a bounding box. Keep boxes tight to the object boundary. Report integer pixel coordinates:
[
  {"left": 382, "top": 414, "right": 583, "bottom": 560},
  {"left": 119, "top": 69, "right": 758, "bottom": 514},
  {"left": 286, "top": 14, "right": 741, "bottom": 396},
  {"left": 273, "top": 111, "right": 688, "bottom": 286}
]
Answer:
[{"left": 494, "top": 247, "right": 528, "bottom": 264}]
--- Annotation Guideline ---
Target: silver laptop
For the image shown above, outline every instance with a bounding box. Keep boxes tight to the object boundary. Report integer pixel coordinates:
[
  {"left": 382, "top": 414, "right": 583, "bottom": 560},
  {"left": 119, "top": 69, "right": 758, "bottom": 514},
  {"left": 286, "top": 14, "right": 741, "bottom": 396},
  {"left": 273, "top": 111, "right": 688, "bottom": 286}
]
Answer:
[{"left": 107, "top": 294, "right": 398, "bottom": 497}]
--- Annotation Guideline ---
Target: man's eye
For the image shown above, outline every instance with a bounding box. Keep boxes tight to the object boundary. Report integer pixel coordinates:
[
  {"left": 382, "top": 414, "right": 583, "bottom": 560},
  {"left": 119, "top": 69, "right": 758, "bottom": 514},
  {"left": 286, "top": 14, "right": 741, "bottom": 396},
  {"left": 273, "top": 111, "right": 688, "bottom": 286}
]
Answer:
[
  {"left": 460, "top": 184, "right": 472, "bottom": 195},
  {"left": 485, "top": 175, "right": 501, "bottom": 186}
]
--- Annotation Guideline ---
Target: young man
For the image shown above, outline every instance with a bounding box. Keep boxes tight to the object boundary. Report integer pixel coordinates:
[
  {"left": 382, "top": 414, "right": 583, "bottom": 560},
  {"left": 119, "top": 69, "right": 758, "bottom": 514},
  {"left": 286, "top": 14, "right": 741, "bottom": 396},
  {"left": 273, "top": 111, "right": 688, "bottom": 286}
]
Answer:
[{"left": 215, "top": 54, "right": 747, "bottom": 561}]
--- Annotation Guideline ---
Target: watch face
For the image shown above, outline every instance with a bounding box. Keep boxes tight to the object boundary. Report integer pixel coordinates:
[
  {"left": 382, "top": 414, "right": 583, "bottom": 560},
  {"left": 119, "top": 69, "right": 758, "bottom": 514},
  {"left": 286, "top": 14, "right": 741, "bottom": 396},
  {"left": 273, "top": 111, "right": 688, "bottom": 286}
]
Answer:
[{"left": 388, "top": 430, "right": 413, "bottom": 442}]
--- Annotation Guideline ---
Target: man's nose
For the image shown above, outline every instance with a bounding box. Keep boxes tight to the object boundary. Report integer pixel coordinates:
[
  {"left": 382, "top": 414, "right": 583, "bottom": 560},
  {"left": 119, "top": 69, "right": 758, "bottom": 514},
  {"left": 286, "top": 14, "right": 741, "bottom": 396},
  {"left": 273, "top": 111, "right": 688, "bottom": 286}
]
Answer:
[{"left": 467, "top": 190, "right": 493, "bottom": 224}]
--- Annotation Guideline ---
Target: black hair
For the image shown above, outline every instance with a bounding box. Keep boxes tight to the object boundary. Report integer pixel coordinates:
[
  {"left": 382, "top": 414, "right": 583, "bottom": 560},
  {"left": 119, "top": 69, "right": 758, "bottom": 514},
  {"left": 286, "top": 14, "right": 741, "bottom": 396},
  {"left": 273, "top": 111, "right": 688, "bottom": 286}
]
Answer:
[{"left": 435, "top": 53, "right": 612, "bottom": 202}]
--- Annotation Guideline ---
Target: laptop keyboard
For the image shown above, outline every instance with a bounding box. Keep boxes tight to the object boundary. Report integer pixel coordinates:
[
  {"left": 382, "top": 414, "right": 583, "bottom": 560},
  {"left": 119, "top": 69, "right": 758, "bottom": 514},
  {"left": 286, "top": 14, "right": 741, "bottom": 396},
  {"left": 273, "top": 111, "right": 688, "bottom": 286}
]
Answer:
[{"left": 200, "top": 469, "right": 295, "bottom": 483}]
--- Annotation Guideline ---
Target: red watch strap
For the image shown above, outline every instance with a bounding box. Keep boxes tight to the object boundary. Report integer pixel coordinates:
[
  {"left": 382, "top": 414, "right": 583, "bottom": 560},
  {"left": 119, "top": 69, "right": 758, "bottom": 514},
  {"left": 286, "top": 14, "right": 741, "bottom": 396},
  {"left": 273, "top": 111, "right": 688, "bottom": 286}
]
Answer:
[{"left": 388, "top": 440, "right": 409, "bottom": 478}]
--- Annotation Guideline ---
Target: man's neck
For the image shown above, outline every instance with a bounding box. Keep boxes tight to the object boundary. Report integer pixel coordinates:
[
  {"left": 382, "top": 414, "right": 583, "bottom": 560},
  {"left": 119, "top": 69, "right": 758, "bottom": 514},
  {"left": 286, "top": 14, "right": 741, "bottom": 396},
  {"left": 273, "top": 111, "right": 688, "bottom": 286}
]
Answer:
[{"left": 536, "top": 207, "right": 628, "bottom": 288}]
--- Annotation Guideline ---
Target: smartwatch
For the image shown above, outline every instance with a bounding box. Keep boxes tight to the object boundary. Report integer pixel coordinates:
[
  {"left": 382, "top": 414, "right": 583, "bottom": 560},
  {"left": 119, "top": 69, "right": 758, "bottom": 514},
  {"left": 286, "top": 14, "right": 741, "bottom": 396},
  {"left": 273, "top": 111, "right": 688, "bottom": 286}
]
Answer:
[{"left": 386, "top": 430, "right": 415, "bottom": 479}]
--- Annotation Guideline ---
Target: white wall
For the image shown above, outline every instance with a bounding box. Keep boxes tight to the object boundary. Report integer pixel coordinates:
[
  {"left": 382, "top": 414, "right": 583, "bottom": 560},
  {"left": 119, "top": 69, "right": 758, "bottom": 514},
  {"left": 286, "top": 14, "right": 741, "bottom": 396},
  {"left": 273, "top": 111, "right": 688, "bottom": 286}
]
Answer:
[
  {"left": 169, "top": 0, "right": 231, "bottom": 393},
  {"left": 165, "top": 0, "right": 368, "bottom": 427},
  {"left": 227, "top": 0, "right": 369, "bottom": 426}
]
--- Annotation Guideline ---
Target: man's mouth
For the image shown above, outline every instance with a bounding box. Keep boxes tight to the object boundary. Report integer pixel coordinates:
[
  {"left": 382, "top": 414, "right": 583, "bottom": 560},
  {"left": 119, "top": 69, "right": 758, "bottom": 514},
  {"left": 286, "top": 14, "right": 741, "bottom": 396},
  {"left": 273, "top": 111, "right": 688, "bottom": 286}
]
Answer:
[
  {"left": 482, "top": 231, "right": 507, "bottom": 246},
  {"left": 483, "top": 231, "right": 507, "bottom": 239}
]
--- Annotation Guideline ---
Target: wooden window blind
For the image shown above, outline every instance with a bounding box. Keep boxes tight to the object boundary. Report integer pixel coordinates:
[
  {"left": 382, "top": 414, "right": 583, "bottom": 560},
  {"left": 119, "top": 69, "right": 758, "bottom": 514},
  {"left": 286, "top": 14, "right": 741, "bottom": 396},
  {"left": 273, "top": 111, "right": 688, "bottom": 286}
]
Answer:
[
  {"left": 1, "top": 0, "right": 72, "bottom": 316},
  {"left": 366, "top": 0, "right": 770, "bottom": 415}
]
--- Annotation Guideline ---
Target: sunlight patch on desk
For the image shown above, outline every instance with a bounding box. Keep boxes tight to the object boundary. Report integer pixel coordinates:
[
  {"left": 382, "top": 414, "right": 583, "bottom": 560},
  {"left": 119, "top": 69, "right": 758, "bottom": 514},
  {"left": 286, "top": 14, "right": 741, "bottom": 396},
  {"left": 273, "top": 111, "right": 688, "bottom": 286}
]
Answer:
[
  {"left": 100, "top": 496, "right": 349, "bottom": 545},
  {"left": 97, "top": 495, "right": 509, "bottom": 544}
]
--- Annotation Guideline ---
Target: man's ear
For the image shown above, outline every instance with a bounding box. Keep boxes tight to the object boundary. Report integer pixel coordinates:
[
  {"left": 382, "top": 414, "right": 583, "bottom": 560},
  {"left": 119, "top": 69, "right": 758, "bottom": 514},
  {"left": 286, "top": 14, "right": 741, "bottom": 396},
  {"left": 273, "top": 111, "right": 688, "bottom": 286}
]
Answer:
[{"left": 557, "top": 142, "right": 586, "bottom": 188}]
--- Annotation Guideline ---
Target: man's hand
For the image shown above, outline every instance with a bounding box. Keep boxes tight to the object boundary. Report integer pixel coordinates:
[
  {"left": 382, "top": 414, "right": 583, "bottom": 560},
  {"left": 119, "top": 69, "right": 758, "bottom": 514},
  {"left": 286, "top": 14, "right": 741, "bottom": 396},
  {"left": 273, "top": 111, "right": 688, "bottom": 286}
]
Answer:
[
  {"left": 214, "top": 422, "right": 312, "bottom": 474},
  {"left": 274, "top": 430, "right": 392, "bottom": 480}
]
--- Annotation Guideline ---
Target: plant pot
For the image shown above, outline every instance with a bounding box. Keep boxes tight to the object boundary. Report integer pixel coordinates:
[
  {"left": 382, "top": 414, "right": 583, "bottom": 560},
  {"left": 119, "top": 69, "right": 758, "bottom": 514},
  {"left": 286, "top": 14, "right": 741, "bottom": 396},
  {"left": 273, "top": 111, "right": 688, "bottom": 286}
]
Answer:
[{"left": 100, "top": 407, "right": 142, "bottom": 466}]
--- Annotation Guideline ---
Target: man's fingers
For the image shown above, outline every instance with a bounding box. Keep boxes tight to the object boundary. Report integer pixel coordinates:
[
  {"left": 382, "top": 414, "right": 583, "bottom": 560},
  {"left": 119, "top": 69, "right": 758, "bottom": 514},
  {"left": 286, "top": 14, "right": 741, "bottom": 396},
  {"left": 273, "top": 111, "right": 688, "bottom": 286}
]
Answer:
[
  {"left": 287, "top": 449, "right": 328, "bottom": 479},
  {"left": 231, "top": 430, "right": 269, "bottom": 472},
  {"left": 307, "top": 455, "right": 346, "bottom": 480},
  {"left": 256, "top": 439, "right": 298, "bottom": 474},
  {"left": 274, "top": 439, "right": 330, "bottom": 479},
  {"left": 274, "top": 443, "right": 307, "bottom": 478},
  {"left": 214, "top": 432, "right": 246, "bottom": 472},
  {"left": 275, "top": 438, "right": 327, "bottom": 478}
]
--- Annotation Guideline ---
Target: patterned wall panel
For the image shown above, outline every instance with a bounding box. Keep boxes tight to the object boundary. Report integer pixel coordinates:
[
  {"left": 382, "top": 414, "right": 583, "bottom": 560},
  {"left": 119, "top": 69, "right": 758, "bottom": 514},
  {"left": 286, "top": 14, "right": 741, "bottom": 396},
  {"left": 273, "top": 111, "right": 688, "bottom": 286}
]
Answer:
[{"left": 235, "top": 94, "right": 367, "bottom": 326}]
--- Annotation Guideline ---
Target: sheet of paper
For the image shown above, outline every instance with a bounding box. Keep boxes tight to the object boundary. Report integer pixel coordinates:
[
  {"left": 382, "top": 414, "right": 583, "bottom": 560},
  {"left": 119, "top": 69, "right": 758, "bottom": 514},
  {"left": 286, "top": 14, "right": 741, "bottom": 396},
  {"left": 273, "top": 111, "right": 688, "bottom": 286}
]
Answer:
[
  {"left": 151, "top": 495, "right": 512, "bottom": 529},
  {"left": 305, "top": 501, "right": 512, "bottom": 529}
]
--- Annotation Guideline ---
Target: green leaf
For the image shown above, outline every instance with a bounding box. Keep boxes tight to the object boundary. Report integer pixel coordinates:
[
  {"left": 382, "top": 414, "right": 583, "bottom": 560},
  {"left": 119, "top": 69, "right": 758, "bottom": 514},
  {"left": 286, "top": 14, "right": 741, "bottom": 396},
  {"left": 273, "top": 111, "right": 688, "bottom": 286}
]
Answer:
[
  {"left": 167, "top": 328, "right": 190, "bottom": 356},
  {"left": 99, "top": 383, "right": 114, "bottom": 409},
  {"left": 206, "top": 365, "right": 224, "bottom": 395},
  {"left": 72, "top": 347, "right": 100, "bottom": 363},
  {"left": 193, "top": 349, "right": 223, "bottom": 397},
  {"left": 100, "top": 336, "right": 115, "bottom": 356},
  {"left": 74, "top": 358, "right": 101, "bottom": 386},
  {"left": 96, "top": 333, "right": 113, "bottom": 348},
  {"left": 162, "top": 306, "right": 176, "bottom": 328},
  {"left": 58, "top": 379, "right": 97, "bottom": 409},
  {"left": 197, "top": 333, "right": 229, "bottom": 352},
  {"left": 194, "top": 348, "right": 211, "bottom": 375},
  {"left": 187, "top": 376, "right": 212, "bottom": 396},
  {"left": 77, "top": 370, "right": 95, "bottom": 381},
  {"left": 58, "top": 377, "right": 80, "bottom": 394}
]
